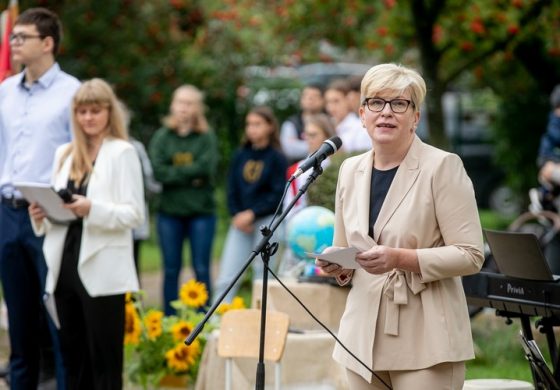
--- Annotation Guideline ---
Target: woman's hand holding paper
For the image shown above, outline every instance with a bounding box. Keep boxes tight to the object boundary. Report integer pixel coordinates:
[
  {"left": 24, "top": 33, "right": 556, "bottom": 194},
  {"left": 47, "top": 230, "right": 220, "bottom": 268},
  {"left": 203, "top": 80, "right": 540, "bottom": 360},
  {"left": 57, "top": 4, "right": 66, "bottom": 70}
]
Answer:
[
  {"left": 63, "top": 195, "right": 91, "bottom": 218},
  {"left": 28, "top": 202, "right": 47, "bottom": 224}
]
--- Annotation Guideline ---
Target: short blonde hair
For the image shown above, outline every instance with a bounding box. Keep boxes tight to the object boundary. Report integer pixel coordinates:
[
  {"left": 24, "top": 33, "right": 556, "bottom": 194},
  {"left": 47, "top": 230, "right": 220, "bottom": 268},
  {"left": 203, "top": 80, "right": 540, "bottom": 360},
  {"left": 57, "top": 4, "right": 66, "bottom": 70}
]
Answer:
[{"left": 360, "top": 63, "right": 426, "bottom": 112}]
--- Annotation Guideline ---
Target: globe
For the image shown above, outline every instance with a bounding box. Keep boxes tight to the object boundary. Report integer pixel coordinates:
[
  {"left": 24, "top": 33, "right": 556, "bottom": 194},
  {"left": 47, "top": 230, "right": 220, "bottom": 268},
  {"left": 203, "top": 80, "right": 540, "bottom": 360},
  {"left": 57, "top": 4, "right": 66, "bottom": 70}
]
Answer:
[{"left": 286, "top": 206, "right": 335, "bottom": 260}]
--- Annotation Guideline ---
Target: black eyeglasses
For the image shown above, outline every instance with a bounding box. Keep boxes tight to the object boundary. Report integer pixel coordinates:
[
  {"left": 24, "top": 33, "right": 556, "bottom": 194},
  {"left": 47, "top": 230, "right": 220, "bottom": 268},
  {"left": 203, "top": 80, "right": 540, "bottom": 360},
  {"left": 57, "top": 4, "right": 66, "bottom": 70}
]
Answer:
[
  {"left": 9, "top": 33, "right": 43, "bottom": 45},
  {"left": 363, "top": 97, "right": 414, "bottom": 114}
]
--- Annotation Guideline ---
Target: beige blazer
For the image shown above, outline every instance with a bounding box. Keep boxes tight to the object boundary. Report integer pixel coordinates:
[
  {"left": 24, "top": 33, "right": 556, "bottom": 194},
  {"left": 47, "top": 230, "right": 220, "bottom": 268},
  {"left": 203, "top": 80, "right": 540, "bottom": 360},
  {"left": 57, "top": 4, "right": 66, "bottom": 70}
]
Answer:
[
  {"left": 332, "top": 135, "right": 484, "bottom": 381},
  {"left": 33, "top": 138, "right": 144, "bottom": 299}
]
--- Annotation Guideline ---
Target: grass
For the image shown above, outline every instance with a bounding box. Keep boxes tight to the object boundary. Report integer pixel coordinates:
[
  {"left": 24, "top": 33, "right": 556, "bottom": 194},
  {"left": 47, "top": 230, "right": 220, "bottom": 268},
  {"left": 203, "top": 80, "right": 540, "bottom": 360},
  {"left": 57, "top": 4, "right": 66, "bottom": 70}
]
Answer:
[
  {"left": 139, "top": 208, "right": 549, "bottom": 383},
  {"left": 467, "top": 312, "right": 535, "bottom": 381},
  {"left": 139, "top": 186, "right": 230, "bottom": 274},
  {"left": 479, "top": 209, "right": 517, "bottom": 231},
  {"left": 138, "top": 215, "right": 229, "bottom": 274}
]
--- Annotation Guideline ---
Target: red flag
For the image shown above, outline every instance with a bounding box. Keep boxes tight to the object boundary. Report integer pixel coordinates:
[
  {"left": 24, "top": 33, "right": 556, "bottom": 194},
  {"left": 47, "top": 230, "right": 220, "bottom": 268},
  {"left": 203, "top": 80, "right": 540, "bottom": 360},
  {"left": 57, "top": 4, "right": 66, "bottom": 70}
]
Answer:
[
  {"left": 0, "top": 0, "right": 19, "bottom": 82},
  {"left": 0, "top": 11, "right": 12, "bottom": 82}
]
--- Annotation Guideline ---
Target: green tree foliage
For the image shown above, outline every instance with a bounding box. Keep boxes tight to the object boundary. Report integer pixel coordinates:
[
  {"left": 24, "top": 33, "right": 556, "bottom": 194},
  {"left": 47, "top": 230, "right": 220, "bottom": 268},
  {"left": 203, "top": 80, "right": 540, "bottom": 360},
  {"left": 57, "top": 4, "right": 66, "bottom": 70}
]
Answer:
[
  {"left": 14, "top": 0, "right": 204, "bottom": 145},
  {"left": 209, "top": 0, "right": 560, "bottom": 146},
  {"left": 307, "top": 152, "right": 361, "bottom": 212},
  {"left": 8, "top": 0, "right": 560, "bottom": 192},
  {"left": 12, "top": 0, "right": 252, "bottom": 175},
  {"left": 202, "top": 0, "right": 560, "bottom": 195}
]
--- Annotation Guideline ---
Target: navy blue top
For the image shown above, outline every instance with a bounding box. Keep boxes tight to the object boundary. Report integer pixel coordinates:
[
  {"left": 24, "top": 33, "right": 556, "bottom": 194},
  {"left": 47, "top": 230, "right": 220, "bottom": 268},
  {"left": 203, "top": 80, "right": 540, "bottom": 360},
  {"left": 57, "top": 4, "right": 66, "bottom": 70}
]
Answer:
[
  {"left": 538, "top": 112, "right": 560, "bottom": 167},
  {"left": 369, "top": 166, "right": 398, "bottom": 238},
  {"left": 226, "top": 145, "right": 288, "bottom": 218}
]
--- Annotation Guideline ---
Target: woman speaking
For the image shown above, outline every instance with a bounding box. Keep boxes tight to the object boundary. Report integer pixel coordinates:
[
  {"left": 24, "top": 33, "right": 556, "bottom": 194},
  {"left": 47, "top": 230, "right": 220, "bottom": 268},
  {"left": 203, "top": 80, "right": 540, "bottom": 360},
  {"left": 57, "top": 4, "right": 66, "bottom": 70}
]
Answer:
[{"left": 316, "top": 63, "right": 484, "bottom": 390}]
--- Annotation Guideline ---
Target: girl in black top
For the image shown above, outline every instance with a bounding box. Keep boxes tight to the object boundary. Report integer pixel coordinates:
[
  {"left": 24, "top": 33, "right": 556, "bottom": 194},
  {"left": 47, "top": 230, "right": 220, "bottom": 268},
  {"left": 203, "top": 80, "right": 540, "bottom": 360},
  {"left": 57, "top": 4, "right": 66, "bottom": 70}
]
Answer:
[{"left": 214, "top": 107, "right": 288, "bottom": 303}]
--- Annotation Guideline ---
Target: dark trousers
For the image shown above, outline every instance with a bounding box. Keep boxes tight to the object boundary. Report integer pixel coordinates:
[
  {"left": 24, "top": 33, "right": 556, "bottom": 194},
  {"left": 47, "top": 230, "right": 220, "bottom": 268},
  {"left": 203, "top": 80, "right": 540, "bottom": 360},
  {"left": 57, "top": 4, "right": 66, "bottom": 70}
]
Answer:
[
  {"left": 157, "top": 212, "right": 216, "bottom": 315},
  {"left": 0, "top": 204, "right": 65, "bottom": 389},
  {"left": 54, "top": 249, "right": 125, "bottom": 390},
  {"left": 133, "top": 239, "right": 141, "bottom": 283}
]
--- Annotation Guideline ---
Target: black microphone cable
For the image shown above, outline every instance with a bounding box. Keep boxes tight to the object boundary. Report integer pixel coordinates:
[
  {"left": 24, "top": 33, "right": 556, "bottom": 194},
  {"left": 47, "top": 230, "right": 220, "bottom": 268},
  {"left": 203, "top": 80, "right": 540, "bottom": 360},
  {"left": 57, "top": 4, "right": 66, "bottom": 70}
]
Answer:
[
  {"left": 263, "top": 263, "right": 393, "bottom": 390},
  {"left": 267, "top": 180, "right": 291, "bottom": 230}
]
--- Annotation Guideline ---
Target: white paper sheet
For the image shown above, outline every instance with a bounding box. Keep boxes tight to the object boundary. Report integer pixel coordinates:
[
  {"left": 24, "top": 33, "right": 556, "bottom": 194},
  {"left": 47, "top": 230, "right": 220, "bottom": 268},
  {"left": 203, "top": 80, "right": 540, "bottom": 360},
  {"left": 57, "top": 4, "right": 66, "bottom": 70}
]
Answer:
[{"left": 306, "top": 247, "right": 360, "bottom": 269}]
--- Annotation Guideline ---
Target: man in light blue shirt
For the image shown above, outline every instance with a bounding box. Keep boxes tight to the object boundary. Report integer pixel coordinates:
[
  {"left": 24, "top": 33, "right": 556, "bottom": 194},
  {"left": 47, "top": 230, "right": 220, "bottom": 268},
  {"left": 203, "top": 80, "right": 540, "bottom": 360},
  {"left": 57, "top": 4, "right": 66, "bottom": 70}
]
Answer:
[{"left": 0, "top": 8, "right": 80, "bottom": 389}]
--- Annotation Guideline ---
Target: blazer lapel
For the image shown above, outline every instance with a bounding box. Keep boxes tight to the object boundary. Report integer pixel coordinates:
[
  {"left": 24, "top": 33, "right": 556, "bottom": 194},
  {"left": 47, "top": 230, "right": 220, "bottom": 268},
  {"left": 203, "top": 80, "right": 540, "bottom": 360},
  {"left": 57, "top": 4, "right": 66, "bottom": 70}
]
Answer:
[
  {"left": 354, "top": 150, "right": 377, "bottom": 246},
  {"left": 373, "top": 136, "right": 421, "bottom": 243},
  {"left": 80, "top": 139, "right": 108, "bottom": 265},
  {"left": 54, "top": 153, "right": 72, "bottom": 190}
]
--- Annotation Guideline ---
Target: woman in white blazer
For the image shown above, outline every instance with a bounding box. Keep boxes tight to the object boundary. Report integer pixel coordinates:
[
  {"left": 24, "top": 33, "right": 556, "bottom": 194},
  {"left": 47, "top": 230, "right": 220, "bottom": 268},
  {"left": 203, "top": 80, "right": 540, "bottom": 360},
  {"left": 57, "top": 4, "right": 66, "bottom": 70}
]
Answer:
[
  {"left": 316, "top": 64, "right": 484, "bottom": 390},
  {"left": 29, "top": 78, "right": 144, "bottom": 390}
]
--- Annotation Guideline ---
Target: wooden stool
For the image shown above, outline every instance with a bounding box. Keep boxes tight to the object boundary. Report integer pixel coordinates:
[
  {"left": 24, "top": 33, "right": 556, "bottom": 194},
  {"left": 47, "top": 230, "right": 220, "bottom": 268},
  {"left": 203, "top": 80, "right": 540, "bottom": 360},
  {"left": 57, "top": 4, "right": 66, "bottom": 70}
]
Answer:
[{"left": 218, "top": 308, "right": 290, "bottom": 390}]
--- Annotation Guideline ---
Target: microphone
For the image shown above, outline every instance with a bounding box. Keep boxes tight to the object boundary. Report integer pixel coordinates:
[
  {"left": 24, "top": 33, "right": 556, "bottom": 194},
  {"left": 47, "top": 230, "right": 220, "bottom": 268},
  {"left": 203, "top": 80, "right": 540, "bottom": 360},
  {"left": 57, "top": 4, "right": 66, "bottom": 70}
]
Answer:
[{"left": 291, "top": 136, "right": 342, "bottom": 180}]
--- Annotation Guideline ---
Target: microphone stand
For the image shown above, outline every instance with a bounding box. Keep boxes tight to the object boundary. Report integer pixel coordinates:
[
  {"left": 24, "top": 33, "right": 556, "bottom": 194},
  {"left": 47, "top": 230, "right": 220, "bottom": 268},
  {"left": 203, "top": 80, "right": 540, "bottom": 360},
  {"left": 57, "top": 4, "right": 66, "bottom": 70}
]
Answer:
[{"left": 186, "top": 164, "right": 324, "bottom": 390}]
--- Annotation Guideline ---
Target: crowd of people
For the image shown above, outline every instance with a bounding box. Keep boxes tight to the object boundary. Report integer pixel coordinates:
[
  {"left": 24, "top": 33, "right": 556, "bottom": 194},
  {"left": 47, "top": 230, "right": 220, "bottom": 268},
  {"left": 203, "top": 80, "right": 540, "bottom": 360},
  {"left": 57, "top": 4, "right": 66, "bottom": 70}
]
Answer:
[
  {"left": 7, "top": 4, "right": 552, "bottom": 390},
  {"left": 0, "top": 6, "right": 372, "bottom": 389}
]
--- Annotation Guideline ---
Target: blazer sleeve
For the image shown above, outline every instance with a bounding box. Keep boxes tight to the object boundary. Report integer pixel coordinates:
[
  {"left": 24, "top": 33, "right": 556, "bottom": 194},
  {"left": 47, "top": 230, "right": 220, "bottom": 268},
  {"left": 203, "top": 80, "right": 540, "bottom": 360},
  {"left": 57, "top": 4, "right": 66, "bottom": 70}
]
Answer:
[
  {"left": 86, "top": 146, "right": 145, "bottom": 230},
  {"left": 416, "top": 153, "right": 484, "bottom": 282}
]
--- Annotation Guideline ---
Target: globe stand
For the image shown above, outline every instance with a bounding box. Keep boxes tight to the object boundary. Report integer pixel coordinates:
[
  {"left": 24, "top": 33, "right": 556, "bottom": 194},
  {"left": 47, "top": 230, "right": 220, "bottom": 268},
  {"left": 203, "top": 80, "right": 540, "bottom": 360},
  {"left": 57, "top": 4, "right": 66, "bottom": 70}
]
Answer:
[{"left": 186, "top": 165, "right": 324, "bottom": 390}]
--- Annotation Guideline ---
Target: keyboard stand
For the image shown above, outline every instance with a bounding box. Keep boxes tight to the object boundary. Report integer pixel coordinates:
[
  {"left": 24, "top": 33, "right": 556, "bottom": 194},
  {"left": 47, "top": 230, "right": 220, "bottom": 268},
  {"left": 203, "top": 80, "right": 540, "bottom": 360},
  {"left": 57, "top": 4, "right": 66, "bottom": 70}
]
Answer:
[
  {"left": 535, "top": 315, "right": 560, "bottom": 386},
  {"left": 497, "top": 309, "right": 560, "bottom": 389},
  {"left": 520, "top": 331, "right": 560, "bottom": 390}
]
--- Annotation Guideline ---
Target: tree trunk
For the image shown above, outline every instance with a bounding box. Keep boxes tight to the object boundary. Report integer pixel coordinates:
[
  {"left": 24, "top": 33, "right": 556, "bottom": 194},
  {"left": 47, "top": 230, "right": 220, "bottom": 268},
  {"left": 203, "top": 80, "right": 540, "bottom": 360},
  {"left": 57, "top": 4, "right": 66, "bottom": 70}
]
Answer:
[
  {"left": 418, "top": 52, "right": 448, "bottom": 150},
  {"left": 410, "top": 0, "right": 449, "bottom": 150},
  {"left": 514, "top": 37, "right": 560, "bottom": 96},
  {"left": 425, "top": 81, "right": 448, "bottom": 150}
]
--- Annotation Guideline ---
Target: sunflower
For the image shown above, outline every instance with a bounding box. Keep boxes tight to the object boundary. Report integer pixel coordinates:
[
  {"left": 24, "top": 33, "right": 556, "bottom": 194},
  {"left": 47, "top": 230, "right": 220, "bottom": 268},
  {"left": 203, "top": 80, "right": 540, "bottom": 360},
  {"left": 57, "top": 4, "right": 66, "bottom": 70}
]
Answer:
[
  {"left": 124, "top": 289, "right": 245, "bottom": 385},
  {"left": 216, "top": 302, "right": 230, "bottom": 315},
  {"left": 143, "top": 309, "right": 164, "bottom": 340},
  {"left": 230, "top": 296, "right": 246, "bottom": 310},
  {"left": 124, "top": 302, "right": 141, "bottom": 345},
  {"left": 179, "top": 279, "right": 208, "bottom": 308},
  {"left": 216, "top": 296, "right": 246, "bottom": 315},
  {"left": 171, "top": 320, "right": 194, "bottom": 342},
  {"left": 165, "top": 340, "right": 201, "bottom": 372}
]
